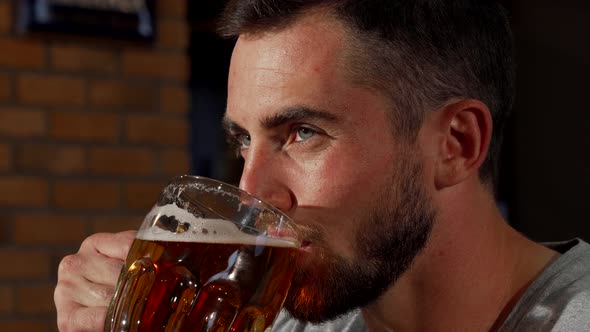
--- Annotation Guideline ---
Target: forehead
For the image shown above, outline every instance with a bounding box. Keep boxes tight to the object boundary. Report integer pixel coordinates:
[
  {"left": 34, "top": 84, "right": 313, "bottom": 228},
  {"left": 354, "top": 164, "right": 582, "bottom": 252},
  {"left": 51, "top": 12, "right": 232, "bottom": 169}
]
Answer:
[
  {"left": 226, "top": 13, "right": 353, "bottom": 122},
  {"left": 232, "top": 14, "right": 346, "bottom": 75}
]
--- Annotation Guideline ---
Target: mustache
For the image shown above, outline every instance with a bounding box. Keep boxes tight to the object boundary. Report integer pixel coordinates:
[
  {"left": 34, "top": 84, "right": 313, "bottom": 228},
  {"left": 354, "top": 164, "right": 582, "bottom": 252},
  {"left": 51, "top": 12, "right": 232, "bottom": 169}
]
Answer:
[{"left": 294, "top": 224, "right": 324, "bottom": 245}]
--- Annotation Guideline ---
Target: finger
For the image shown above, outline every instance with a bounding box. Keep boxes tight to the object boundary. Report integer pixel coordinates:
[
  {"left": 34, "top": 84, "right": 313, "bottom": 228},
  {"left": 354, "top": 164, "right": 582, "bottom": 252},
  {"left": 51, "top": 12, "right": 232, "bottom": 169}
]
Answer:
[
  {"left": 56, "top": 300, "right": 106, "bottom": 332},
  {"left": 56, "top": 252, "right": 122, "bottom": 311},
  {"left": 79, "top": 231, "right": 136, "bottom": 260},
  {"left": 55, "top": 231, "right": 136, "bottom": 332},
  {"left": 59, "top": 253, "right": 124, "bottom": 288},
  {"left": 56, "top": 271, "right": 116, "bottom": 308}
]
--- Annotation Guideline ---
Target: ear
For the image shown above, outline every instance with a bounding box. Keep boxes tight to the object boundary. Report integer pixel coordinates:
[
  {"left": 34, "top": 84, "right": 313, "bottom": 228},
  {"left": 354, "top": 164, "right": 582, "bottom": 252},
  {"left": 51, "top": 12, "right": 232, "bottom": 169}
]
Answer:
[{"left": 434, "top": 99, "right": 492, "bottom": 189}]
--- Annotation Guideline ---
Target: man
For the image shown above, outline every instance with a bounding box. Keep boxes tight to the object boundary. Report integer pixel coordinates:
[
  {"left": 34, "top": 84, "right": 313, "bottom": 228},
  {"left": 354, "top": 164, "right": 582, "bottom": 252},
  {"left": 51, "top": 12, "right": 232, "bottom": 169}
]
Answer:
[{"left": 55, "top": 0, "right": 590, "bottom": 331}]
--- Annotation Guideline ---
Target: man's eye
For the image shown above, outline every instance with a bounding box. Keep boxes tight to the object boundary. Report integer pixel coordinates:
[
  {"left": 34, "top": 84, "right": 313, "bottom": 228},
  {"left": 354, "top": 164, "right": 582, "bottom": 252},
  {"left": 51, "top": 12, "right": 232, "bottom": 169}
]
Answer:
[
  {"left": 239, "top": 134, "right": 251, "bottom": 148},
  {"left": 294, "top": 127, "right": 316, "bottom": 142}
]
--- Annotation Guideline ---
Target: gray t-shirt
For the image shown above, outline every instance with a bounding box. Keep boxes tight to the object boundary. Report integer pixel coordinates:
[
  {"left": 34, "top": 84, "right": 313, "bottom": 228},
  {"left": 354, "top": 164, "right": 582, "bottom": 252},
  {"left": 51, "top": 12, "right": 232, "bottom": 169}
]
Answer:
[
  {"left": 272, "top": 239, "right": 590, "bottom": 332},
  {"left": 499, "top": 238, "right": 590, "bottom": 331}
]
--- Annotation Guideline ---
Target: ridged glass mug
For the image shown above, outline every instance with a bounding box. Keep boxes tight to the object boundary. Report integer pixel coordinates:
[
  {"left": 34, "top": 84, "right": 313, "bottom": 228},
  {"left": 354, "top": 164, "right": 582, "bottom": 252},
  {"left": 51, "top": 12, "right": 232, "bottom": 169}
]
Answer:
[{"left": 104, "top": 176, "right": 300, "bottom": 332}]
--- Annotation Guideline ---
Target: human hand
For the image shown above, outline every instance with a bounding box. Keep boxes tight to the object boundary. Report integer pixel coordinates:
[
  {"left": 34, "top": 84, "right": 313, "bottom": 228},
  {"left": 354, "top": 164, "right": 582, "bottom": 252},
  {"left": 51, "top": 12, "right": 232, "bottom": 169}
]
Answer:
[{"left": 55, "top": 231, "right": 136, "bottom": 332}]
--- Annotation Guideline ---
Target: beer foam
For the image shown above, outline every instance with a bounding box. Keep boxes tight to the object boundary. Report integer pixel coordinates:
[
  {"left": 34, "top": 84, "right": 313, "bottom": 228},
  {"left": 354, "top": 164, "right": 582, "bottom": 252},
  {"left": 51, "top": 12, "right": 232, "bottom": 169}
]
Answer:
[{"left": 137, "top": 203, "right": 298, "bottom": 248}]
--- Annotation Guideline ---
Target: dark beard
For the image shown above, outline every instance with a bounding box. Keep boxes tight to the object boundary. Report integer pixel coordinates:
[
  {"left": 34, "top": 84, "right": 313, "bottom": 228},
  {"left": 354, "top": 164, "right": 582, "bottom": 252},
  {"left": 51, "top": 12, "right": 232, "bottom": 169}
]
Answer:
[{"left": 283, "top": 157, "right": 435, "bottom": 323}]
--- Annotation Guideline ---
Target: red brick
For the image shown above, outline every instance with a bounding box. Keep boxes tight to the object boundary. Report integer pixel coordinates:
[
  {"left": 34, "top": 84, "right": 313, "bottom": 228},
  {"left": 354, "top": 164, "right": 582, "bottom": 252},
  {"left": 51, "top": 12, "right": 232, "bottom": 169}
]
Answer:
[
  {"left": 0, "top": 320, "right": 50, "bottom": 332},
  {"left": 50, "top": 111, "right": 119, "bottom": 143},
  {"left": 126, "top": 115, "right": 188, "bottom": 145},
  {"left": 89, "top": 147, "right": 156, "bottom": 176},
  {"left": 0, "top": 108, "right": 46, "bottom": 138},
  {"left": 160, "top": 148, "right": 190, "bottom": 176},
  {"left": 17, "top": 74, "right": 85, "bottom": 107},
  {"left": 160, "top": 84, "right": 188, "bottom": 114},
  {"left": 157, "top": 0, "right": 187, "bottom": 18},
  {"left": 0, "top": 2, "right": 11, "bottom": 33},
  {"left": 16, "top": 284, "right": 56, "bottom": 315},
  {"left": 0, "top": 38, "right": 45, "bottom": 69},
  {"left": 0, "top": 213, "right": 11, "bottom": 243},
  {"left": 91, "top": 215, "right": 144, "bottom": 233},
  {"left": 0, "top": 286, "right": 14, "bottom": 314},
  {"left": 124, "top": 181, "right": 166, "bottom": 210},
  {"left": 13, "top": 214, "right": 87, "bottom": 245},
  {"left": 122, "top": 50, "right": 189, "bottom": 81},
  {"left": 0, "top": 176, "right": 48, "bottom": 208},
  {"left": 0, "top": 74, "right": 10, "bottom": 101},
  {"left": 53, "top": 180, "right": 120, "bottom": 210},
  {"left": 158, "top": 20, "right": 189, "bottom": 50},
  {"left": 51, "top": 45, "right": 118, "bottom": 74},
  {"left": 0, "top": 250, "right": 50, "bottom": 279},
  {"left": 15, "top": 144, "right": 86, "bottom": 174},
  {"left": 89, "top": 80, "right": 157, "bottom": 110},
  {"left": 0, "top": 143, "right": 11, "bottom": 171}
]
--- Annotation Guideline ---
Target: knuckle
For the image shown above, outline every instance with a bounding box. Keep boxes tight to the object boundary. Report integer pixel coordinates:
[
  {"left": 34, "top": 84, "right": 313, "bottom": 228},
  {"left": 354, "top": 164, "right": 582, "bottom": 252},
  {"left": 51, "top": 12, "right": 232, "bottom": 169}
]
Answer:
[
  {"left": 80, "top": 232, "right": 103, "bottom": 250},
  {"left": 54, "top": 279, "right": 70, "bottom": 302},
  {"left": 58, "top": 254, "right": 83, "bottom": 276}
]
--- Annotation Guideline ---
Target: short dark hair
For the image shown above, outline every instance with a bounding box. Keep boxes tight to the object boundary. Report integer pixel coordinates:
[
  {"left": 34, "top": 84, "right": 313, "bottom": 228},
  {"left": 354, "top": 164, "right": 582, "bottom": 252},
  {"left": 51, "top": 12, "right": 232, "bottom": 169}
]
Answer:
[{"left": 218, "top": 0, "right": 515, "bottom": 187}]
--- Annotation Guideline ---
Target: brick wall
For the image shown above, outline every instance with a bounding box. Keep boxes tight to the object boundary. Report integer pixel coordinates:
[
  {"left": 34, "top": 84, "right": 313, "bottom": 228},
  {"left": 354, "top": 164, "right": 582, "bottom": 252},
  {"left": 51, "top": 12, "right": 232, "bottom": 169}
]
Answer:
[{"left": 0, "top": 0, "right": 191, "bottom": 330}]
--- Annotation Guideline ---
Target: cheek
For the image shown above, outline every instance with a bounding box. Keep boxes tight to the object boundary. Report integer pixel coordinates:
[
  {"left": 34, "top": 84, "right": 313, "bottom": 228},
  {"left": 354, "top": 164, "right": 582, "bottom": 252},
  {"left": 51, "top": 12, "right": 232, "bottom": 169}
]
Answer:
[
  {"left": 291, "top": 152, "right": 384, "bottom": 259},
  {"left": 291, "top": 153, "right": 349, "bottom": 207},
  {"left": 290, "top": 146, "right": 390, "bottom": 212}
]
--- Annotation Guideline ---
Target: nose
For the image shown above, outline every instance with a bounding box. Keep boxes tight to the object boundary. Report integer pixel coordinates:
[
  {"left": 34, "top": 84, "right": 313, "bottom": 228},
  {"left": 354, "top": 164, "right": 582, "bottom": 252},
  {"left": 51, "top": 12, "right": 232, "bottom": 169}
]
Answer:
[{"left": 239, "top": 149, "right": 294, "bottom": 213}]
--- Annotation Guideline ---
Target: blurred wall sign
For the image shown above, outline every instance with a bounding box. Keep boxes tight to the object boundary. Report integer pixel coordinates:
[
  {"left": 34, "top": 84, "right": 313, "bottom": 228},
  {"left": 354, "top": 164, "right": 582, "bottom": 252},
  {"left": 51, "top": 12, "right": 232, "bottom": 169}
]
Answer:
[{"left": 18, "top": 0, "right": 156, "bottom": 41}]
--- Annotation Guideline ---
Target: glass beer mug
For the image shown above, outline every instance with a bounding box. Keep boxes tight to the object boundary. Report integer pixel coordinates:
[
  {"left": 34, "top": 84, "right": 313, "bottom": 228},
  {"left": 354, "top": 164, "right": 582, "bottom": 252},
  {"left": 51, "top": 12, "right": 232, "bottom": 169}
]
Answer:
[{"left": 105, "top": 176, "right": 300, "bottom": 332}]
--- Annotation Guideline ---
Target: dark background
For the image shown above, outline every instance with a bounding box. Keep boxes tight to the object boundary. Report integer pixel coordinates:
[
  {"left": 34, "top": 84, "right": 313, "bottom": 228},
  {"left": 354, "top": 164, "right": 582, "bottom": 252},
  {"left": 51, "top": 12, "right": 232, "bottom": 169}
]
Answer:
[{"left": 188, "top": 1, "right": 590, "bottom": 243}]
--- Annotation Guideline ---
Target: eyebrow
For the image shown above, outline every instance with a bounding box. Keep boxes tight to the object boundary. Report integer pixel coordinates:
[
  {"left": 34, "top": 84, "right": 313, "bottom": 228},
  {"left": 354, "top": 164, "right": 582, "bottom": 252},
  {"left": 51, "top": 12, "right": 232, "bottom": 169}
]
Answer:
[
  {"left": 222, "top": 116, "right": 244, "bottom": 135},
  {"left": 262, "top": 106, "right": 339, "bottom": 129},
  {"left": 222, "top": 106, "right": 340, "bottom": 134}
]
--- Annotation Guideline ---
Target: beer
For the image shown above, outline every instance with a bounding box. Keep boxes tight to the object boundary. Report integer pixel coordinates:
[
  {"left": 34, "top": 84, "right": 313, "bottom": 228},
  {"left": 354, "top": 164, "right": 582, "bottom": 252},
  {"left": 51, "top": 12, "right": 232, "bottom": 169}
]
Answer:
[{"left": 105, "top": 203, "right": 299, "bottom": 332}]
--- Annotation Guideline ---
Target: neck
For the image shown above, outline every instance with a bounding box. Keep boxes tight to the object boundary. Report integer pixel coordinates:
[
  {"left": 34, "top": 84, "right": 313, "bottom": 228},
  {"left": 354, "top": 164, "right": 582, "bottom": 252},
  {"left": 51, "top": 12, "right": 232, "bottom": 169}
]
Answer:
[{"left": 361, "top": 180, "right": 558, "bottom": 332}]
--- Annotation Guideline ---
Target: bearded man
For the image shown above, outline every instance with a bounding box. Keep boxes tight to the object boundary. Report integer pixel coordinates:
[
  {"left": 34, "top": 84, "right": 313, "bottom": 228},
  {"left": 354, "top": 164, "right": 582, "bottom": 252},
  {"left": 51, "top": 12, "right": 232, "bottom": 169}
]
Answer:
[{"left": 55, "top": 1, "right": 590, "bottom": 331}]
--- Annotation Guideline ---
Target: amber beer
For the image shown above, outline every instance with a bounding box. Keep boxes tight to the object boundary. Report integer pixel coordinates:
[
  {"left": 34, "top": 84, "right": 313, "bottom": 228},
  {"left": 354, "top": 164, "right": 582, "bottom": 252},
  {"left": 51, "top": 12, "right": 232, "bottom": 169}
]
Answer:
[{"left": 105, "top": 203, "right": 299, "bottom": 332}]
